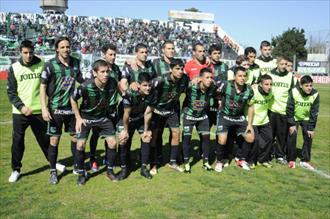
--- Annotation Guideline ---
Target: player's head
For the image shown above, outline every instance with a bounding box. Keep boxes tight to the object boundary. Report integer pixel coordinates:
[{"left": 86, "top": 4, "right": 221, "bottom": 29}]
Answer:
[
  {"left": 286, "top": 57, "right": 294, "bottom": 72},
  {"left": 208, "top": 44, "right": 222, "bottom": 62},
  {"left": 162, "top": 40, "right": 175, "bottom": 59},
  {"left": 138, "top": 72, "right": 152, "bottom": 95},
  {"left": 135, "top": 43, "right": 148, "bottom": 62},
  {"left": 200, "top": 67, "right": 214, "bottom": 88},
  {"left": 193, "top": 42, "right": 205, "bottom": 62},
  {"left": 236, "top": 55, "right": 250, "bottom": 70},
  {"left": 19, "top": 40, "right": 34, "bottom": 64},
  {"left": 276, "top": 56, "right": 288, "bottom": 72},
  {"left": 260, "top": 40, "right": 272, "bottom": 58},
  {"left": 102, "top": 44, "right": 117, "bottom": 64},
  {"left": 234, "top": 66, "right": 247, "bottom": 86},
  {"left": 55, "top": 36, "right": 71, "bottom": 59},
  {"left": 259, "top": 74, "right": 273, "bottom": 94},
  {"left": 244, "top": 47, "right": 257, "bottom": 65},
  {"left": 300, "top": 75, "right": 313, "bottom": 94},
  {"left": 92, "top": 59, "right": 109, "bottom": 84},
  {"left": 169, "top": 58, "right": 184, "bottom": 79}
]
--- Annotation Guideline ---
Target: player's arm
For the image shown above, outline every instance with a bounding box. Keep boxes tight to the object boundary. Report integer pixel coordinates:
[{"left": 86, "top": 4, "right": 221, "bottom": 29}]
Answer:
[
  {"left": 6, "top": 66, "right": 32, "bottom": 116},
  {"left": 119, "top": 107, "right": 130, "bottom": 143},
  {"left": 307, "top": 93, "right": 320, "bottom": 138},
  {"left": 40, "top": 64, "right": 52, "bottom": 121},
  {"left": 70, "top": 86, "right": 86, "bottom": 133},
  {"left": 75, "top": 59, "right": 85, "bottom": 84},
  {"left": 246, "top": 104, "right": 254, "bottom": 134},
  {"left": 144, "top": 106, "right": 154, "bottom": 132},
  {"left": 286, "top": 90, "right": 297, "bottom": 134}
]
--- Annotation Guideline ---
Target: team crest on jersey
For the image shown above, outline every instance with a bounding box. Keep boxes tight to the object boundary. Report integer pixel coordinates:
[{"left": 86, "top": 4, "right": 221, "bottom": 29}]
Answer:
[{"left": 192, "top": 100, "right": 206, "bottom": 111}]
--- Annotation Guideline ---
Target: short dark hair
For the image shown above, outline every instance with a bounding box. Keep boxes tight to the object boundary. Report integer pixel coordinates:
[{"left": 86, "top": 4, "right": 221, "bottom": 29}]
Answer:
[
  {"left": 300, "top": 75, "right": 313, "bottom": 85},
  {"left": 208, "top": 44, "right": 222, "bottom": 54},
  {"left": 55, "top": 36, "right": 70, "bottom": 49},
  {"left": 234, "top": 66, "right": 247, "bottom": 75},
  {"left": 286, "top": 57, "right": 293, "bottom": 63},
  {"left": 170, "top": 58, "right": 184, "bottom": 69},
  {"left": 260, "top": 74, "right": 272, "bottom": 83},
  {"left": 135, "top": 43, "right": 148, "bottom": 53},
  {"left": 244, "top": 47, "right": 257, "bottom": 56},
  {"left": 20, "top": 40, "right": 34, "bottom": 51},
  {"left": 260, "top": 40, "right": 271, "bottom": 49},
  {"left": 138, "top": 72, "right": 152, "bottom": 83},
  {"left": 102, "top": 44, "right": 117, "bottom": 54},
  {"left": 235, "top": 55, "right": 248, "bottom": 66},
  {"left": 193, "top": 42, "right": 204, "bottom": 51},
  {"left": 92, "top": 59, "right": 109, "bottom": 72},
  {"left": 162, "top": 40, "right": 174, "bottom": 49},
  {"left": 200, "top": 67, "right": 213, "bottom": 76}
]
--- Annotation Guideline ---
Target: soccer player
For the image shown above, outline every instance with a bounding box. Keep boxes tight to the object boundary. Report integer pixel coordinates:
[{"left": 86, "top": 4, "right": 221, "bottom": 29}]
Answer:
[
  {"left": 182, "top": 68, "right": 215, "bottom": 173},
  {"left": 214, "top": 66, "right": 255, "bottom": 172},
  {"left": 268, "top": 57, "right": 296, "bottom": 164},
  {"left": 287, "top": 75, "right": 319, "bottom": 169},
  {"left": 227, "top": 55, "right": 250, "bottom": 81},
  {"left": 71, "top": 60, "right": 119, "bottom": 185},
  {"left": 244, "top": 47, "right": 261, "bottom": 85},
  {"left": 150, "top": 58, "right": 189, "bottom": 174},
  {"left": 116, "top": 72, "right": 157, "bottom": 180},
  {"left": 247, "top": 74, "right": 274, "bottom": 168},
  {"left": 255, "top": 40, "right": 277, "bottom": 75},
  {"left": 7, "top": 40, "right": 52, "bottom": 182},
  {"left": 40, "top": 36, "right": 84, "bottom": 184},
  {"left": 286, "top": 57, "right": 294, "bottom": 74},
  {"left": 89, "top": 43, "right": 121, "bottom": 172},
  {"left": 153, "top": 40, "right": 175, "bottom": 77},
  {"left": 184, "top": 42, "right": 209, "bottom": 80}
]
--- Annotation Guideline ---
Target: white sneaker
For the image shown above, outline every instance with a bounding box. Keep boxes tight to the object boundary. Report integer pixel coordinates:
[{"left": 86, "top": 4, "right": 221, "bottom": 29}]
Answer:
[
  {"left": 215, "top": 162, "right": 223, "bottom": 173},
  {"left": 300, "top": 161, "right": 315, "bottom": 170},
  {"left": 149, "top": 166, "right": 158, "bottom": 175},
  {"left": 56, "top": 163, "right": 66, "bottom": 172},
  {"left": 239, "top": 160, "right": 250, "bottom": 171},
  {"left": 8, "top": 170, "right": 20, "bottom": 183}
]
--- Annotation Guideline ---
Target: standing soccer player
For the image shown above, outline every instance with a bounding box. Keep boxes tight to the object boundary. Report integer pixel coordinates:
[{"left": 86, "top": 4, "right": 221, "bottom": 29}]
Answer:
[
  {"left": 214, "top": 66, "right": 255, "bottom": 172},
  {"left": 182, "top": 68, "right": 215, "bottom": 173},
  {"left": 116, "top": 73, "right": 156, "bottom": 180},
  {"left": 40, "top": 36, "right": 84, "bottom": 184},
  {"left": 153, "top": 40, "right": 175, "bottom": 77},
  {"left": 287, "top": 75, "right": 319, "bottom": 169},
  {"left": 244, "top": 47, "right": 261, "bottom": 85},
  {"left": 247, "top": 74, "right": 274, "bottom": 168},
  {"left": 268, "top": 57, "right": 296, "bottom": 164},
  {"left": 184, "top": 42, "right": 209, "bottom": 80},
  {"left": 7, "top": 40, "right": 50, "bottom": 182},
  {"left": 71, "top": 60, "right": 119, "bottom": 185},
  {"left": 255, "top": 41, "right": 277, "bottom": 75}
]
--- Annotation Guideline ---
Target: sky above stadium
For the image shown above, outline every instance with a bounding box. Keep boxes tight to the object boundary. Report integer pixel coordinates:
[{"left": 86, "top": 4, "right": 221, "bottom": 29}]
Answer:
[{"left": 1, "top": 0, "right": 329, "bottom": 50}]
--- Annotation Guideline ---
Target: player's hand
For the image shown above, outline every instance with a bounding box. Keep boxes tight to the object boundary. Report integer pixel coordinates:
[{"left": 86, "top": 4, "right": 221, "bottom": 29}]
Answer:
[
  {"left": 129, "top": 82, "right": 140, "bottom": 91},
  {"left": 218, "top": 100, "right": 222, "bottom": 109},
  {"left": 41, "top": 108, "right": 52, "bottom": 121},
  {"left": 205, "top": 57, "right": 211, "bottom": 66},
  {"left": 119, "top": 130, "right": 129, "bottom": 143},
  {"left": 191, "top": 76, "right": 201, "bottom": 85},
  {"left": 245, "top": 125, "right": 254, "bottom": 135},
  {"left": 251, "top": 84, "right": 258, "bottom": 89},
  {"left": 126, "top": 59, "right": 139, "bottom": 71},
  {"left": 142, "top": 130, "right": 152, "bottom": 142},
  {"left": 289, "top": 126, "right": 297, "bottom": 134},
  {"left": 307, "top": 130, "right": 315, "bottom": 139},
  {"left": 75, "top": 117, "right": 86, "bottom": 134},
  {"left": 21, "top": 106, "right": 33, "bottom": 116}
]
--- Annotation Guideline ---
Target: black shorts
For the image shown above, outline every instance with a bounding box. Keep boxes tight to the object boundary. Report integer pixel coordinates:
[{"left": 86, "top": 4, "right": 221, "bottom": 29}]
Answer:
[
  {"left": 152, "top": 111, "right": 180, "bottom": 129},
  {"left": 216, "top": 114, "right": 247, "bottom": 136},
  {"left": 77, "top": 118, "right": 115, "bottom": 140},
  {"left": 117, "top": 117, "right": 145, "bottom": 134},
  {"left": 91, "top": 113, "right": 118, "bottom": 136},
  {"left": 47, "top": 109, "right": 75, "bottom": 136},
  {"left": 182, "top": 114, "right": 210, "bottom": 136}
]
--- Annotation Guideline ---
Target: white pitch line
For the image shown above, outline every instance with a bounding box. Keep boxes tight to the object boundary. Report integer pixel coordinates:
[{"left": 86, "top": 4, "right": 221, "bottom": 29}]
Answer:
[
  {"left": 304, "top": 168, "right": 330, "bottom": 179},
  {"left": 0, "top": 121, "right": 12, "bottom": 125}
]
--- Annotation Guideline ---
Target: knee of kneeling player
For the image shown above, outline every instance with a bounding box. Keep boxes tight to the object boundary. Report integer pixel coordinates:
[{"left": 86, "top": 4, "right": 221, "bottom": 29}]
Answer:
[
  {"left": 106, "top": 137, "right": 117, "bottom": 148},
  {"left": 244, "top": 134, "right": 255, "bottom": 143}
]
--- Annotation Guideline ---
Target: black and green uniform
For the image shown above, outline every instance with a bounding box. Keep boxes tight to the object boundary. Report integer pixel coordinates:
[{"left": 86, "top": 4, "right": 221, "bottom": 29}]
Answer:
[
  {"left": 247, "top": 86, "right": 274, "bottom": 164},
  {"left": 215, "top": 80, "right": 254, "bottom": 162},
  {"left": 182, "top": 83, "right": 215, "bottom": 164},
  {"left": 7, "top": 56, "right": 49, "bottom": 171},
  {"left": 152, "top": 57, "right": 171, "bottom": 77},
  {"left": 287, "top": 86, "right": 319, "bottom": 162},
  {"left": 41, "top": 55, "right": 84, "bottom": 136},
  {"left": 255, "top": 56, "right": 277, "bottom": 75},
  {"left": 122, "top": 60, "right": 157, "bottom": 83},
  {"left": 267, "top": 68, "right": 296, "bottom": 159}
]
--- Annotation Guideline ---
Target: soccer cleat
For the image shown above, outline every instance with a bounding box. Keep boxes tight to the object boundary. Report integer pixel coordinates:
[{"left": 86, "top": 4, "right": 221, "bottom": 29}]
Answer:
[
  {"left": 299, "top": 161, "right": 315, "bottom": 170},
  {"left": 168, "top": 163, "right": 184, "bottom": 172},
  {"left": 289, "top": 161, "right": 296, "bottom": 169},
  {"left": 90, "top": 161, "right": 99, "bottom": 172},
  {"left": 149, "top": 166, "right": 158, "bottom": 175},
  {"left": 249, "top": 163, "right": 256, "bottom": 169},
  {"left": 140, "top": 166, "right": 152, "bottom": 179},
  {"left": 214, "top": 162, "right": 224, "bottom": 173},
  {"left": 77, "top": 173, "right": 87, "bottom": 186},
  {"left": 56, "top": 163, "right": 66, "bottom": 172},
  {"left": 184, "top": 163, "right": 191, "bottom": 173},
  {"left": 223, "top": 160, "right": 230, "bottom": 168},
  {"left": 106, "top": 169, "right": 118, "bottom": 181},
  {"left": 238, "top": 160, "right": 250, "bottom": 171},
  {"left": 72, "top": 165, "right": 79, "bottom": 175},
  {"left": 257, "top": 162, "right": 273, "bottom": 168},
  {"left": 49, "top": 171, "right": 58, "bottom": 185},
  {"left": 117, "top": 167, "right": 129, "bottom": 181},
  {"left": 202, "top": 162, "right": 213, "bottom": 171},
  {"left": 8, "top": 170, "right": 20, "bottom": 183},
  {"left": 276, "top": 157, "right": 288, "bottom": 165}
]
